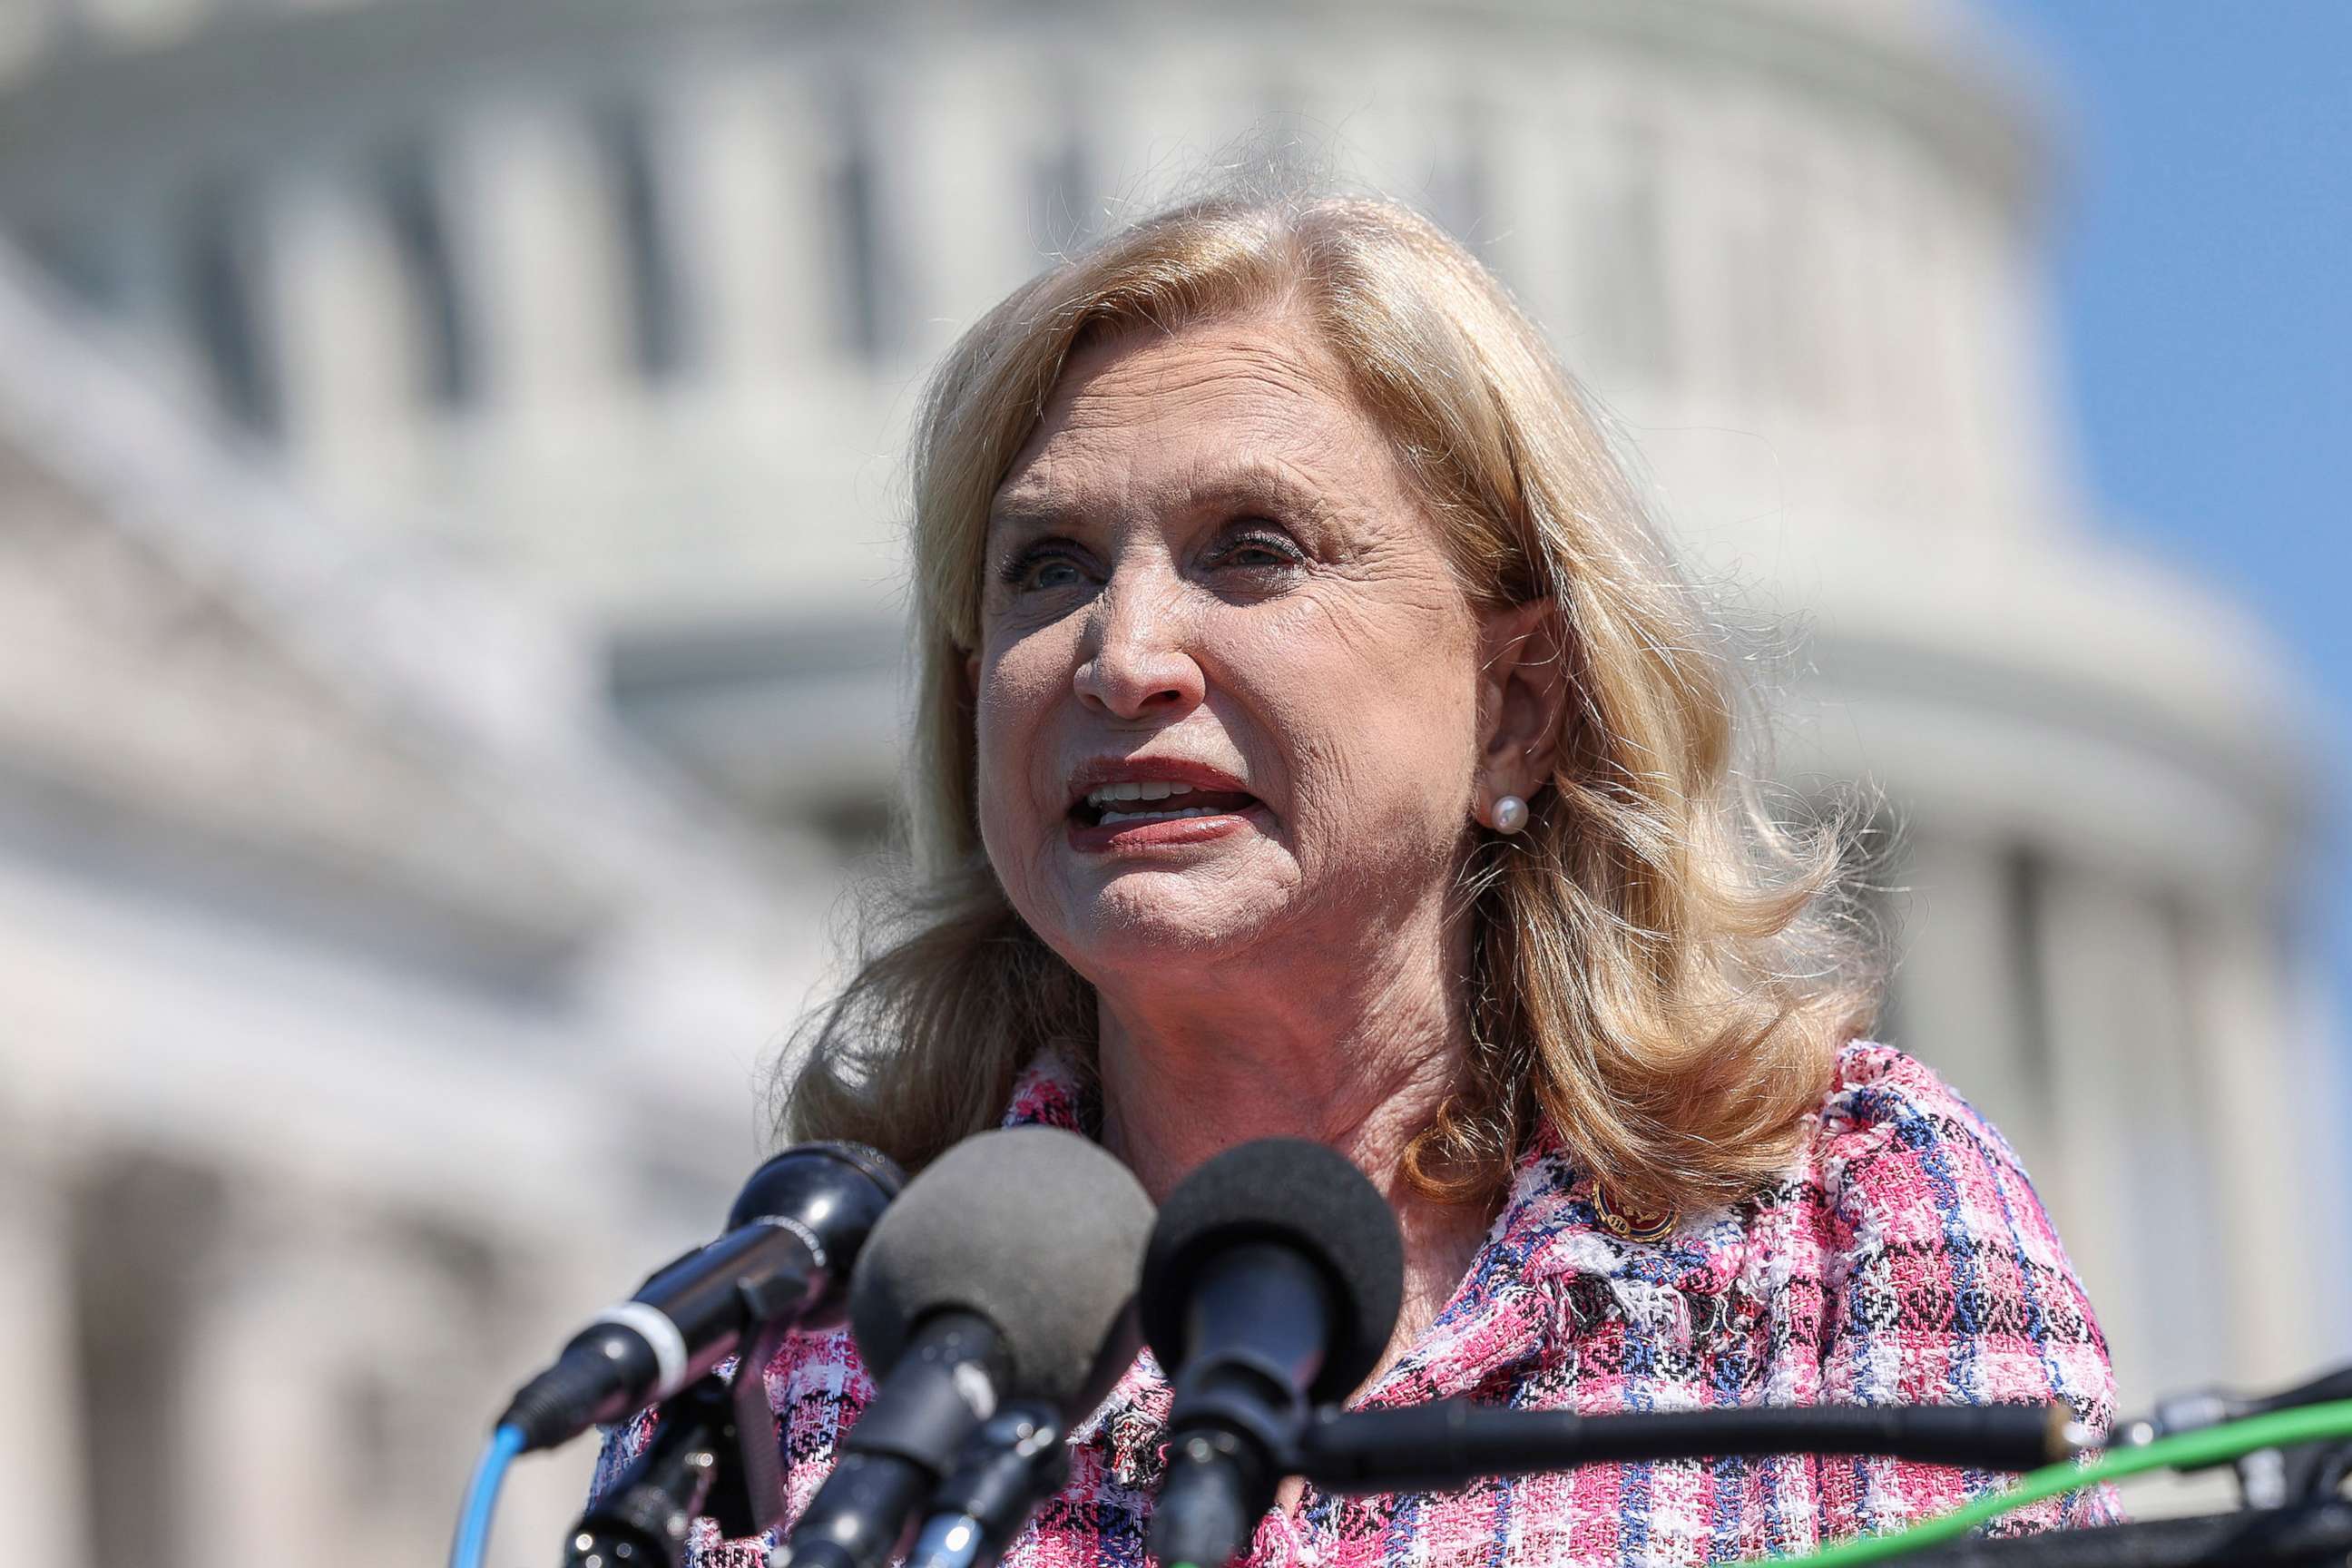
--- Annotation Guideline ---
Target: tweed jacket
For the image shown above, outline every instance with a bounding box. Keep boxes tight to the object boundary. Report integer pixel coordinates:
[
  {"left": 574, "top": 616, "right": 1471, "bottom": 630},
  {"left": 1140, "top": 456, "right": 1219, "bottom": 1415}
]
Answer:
[{"left": 593, "top": 1040, "right": 2121, "bottom": 1566}]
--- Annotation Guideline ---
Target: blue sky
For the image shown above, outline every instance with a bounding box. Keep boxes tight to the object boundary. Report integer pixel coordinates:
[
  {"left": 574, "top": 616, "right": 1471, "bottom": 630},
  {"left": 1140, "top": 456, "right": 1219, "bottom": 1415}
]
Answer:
[{"left": 1979, "top": 1, "right": 2352, "bottom": 1000}]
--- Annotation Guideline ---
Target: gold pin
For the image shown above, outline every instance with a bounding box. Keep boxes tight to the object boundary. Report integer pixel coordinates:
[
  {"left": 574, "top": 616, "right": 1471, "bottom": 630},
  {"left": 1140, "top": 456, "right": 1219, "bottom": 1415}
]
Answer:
[{"left": 1594, "top": 1190, "right": 1677, "bottom": 1244}]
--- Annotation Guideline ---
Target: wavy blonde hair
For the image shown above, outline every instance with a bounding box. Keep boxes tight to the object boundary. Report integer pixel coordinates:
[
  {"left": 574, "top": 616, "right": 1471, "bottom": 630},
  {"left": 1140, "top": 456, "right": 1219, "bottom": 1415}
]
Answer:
[{"left": 783, "top": 188, "right": 1882, "bottom": 1217}]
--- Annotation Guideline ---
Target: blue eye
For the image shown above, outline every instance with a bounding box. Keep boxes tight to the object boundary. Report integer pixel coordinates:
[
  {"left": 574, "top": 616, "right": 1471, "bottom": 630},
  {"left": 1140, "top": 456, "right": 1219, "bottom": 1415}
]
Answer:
[
  {"left": 1216, "top": 526, "right": 1304, "bottom": 572},
  {"left": 997, "top": 544, "right": 1089, "bottom": 593}
]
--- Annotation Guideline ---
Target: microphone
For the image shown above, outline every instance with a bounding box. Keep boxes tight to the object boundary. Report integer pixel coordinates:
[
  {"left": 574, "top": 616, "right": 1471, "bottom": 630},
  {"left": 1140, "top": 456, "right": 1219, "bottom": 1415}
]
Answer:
[
  {"left": 1141, "top": 1140, "right": 1404, "bottom": 1568},
  {"left": 778, "top": 1126, "right": 1152, "bottom": 1568},
  {"left": 498, "top": 1142, "right": 904, "bottom": 1453},
  {"left": 904, "top": 1400, "right": 1071, "bottom": 1568}
]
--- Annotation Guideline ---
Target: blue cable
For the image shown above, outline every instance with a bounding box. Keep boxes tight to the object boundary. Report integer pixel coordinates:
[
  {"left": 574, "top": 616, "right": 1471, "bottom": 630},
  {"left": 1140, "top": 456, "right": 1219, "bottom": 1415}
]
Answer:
[{"left": 451, "top": 1425, "right": 528, "bottom": 1568}]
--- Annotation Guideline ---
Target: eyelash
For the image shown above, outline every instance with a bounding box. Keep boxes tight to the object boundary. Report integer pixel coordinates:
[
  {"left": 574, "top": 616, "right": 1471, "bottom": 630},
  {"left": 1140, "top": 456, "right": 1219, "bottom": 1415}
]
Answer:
[
  {"left": 997, "top": 543, "right": 1086, "bottom": 590},
  {"left": 1211, "top": 525, "right": 1306, "bottom": 571},
  {"left": 995, "top": 522, "right": 1305, "bottom": 592}
]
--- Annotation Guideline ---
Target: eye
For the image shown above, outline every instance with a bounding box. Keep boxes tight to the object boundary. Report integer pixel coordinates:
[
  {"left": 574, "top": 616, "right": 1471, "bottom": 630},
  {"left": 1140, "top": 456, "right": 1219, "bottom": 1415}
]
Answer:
[
  {"left": 1211, "top": 524, "right": 1306, "bottom": 573},
  {"left": 998, "top": 542, "right": 1092, "bottom": 593}
]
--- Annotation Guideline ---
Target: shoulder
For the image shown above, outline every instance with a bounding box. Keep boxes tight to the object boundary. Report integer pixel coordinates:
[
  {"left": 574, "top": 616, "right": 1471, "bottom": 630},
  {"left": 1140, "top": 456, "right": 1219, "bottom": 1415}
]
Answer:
[
  {"left": 1800, "top": 1039, "right": 2061, "bottom": 1259},
  {"left": 1787, "top": 1049, "right": 2123, "bottom": 1530},
  {"left": 1798, "top": 1042, "right": 2114, "bottom": 1418},
  {"left": 1476, "top": 1043, "right": 2026, "bottom": 1304},
  {"left": 1812, "top": 1039, "right": 2022, "bottom": 1162}
]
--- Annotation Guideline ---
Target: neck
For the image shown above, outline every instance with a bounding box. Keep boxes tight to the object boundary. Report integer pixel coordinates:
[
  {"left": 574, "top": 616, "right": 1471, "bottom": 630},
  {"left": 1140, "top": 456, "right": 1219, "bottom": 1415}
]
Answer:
[
  {"left": 1094, "top": 956, "right": 1463, "bottom": 1202},
  {"left": 1092, "top": 904, "right": 1499, "bottom": 1386}
]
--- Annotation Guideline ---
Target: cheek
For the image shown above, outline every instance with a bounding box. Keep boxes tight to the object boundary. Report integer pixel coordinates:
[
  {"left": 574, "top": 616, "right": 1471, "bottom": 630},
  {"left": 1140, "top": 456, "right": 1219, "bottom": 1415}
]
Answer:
[
  {"left": 973, "top": 637, "right": 1072, "bottom": 837},
  {"left": 1309, "top": 699, "right": 1479, "bottom": 858},
  {"left": 1242, "top": 599, "right": 1482, "bottom": 831}
]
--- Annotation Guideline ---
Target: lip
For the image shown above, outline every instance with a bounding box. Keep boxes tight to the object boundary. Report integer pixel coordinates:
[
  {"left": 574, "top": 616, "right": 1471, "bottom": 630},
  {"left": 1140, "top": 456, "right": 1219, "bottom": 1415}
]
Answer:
[
  {"left": 1066, "top": 807, "right": 1268, "bottom": 855},
  {"left": 1063, "top": 755, "right": 1258, "bottom": 809},
  {"left": 1062, "top": 754, "right": 1270, "bottom": 856}
]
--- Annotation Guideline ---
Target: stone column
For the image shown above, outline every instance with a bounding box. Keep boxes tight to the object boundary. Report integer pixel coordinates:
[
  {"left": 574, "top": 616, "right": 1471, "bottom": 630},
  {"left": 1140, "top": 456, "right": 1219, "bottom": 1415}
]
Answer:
[
  {"left": 884, "top": 47, "right": 1034, "bottom": 351},
  {"left": 2034, "top": 864, "right": 2229, "bottom": 1405},
  {"left": 2179, "top": 897, "right": 2330, "bottom": 1387},
  {"left": 1488, "top": 68, "right": 1581, "bottom": 361},
  {"left": 1892, "top": 831, "right": 2053, "bottom": 1179},
  {"left": 267, "top": 169, "right": 424, "bottom": 490},
  {"left": 452, "top": 102, "right": 627, "bottom": 413},
  {"left": 179, "top": 1192, "right": 340, "bottom": 1568},
  {"left": 669, "top": 64, "right": 835, "bottom": 387},
  {"left": 0, "top": 1139, "right": 91, "bottom": 1567}
]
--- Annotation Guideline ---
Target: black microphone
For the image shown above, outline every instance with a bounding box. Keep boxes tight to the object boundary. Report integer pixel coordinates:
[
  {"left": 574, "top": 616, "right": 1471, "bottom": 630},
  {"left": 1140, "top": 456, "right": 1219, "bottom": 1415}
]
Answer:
[
  {"left": 904, "top": 1400, "right": 1072, "bottom": 1568},
  {"left": 1141, "top": 1140, "right": 1404, "bottom": 1568},
  {"left": 498, "top": 1142, "right": 904, "bottom": 1453},
  {"left": 778, "top": 1126, "right": 1153, "bottom": 1568}
]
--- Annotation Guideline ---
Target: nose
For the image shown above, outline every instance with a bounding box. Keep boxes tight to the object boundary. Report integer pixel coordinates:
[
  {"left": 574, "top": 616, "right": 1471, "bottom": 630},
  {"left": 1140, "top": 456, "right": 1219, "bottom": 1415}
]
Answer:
[{"left": 1073, "top": 577, "right": 1205, "bottom": 722}]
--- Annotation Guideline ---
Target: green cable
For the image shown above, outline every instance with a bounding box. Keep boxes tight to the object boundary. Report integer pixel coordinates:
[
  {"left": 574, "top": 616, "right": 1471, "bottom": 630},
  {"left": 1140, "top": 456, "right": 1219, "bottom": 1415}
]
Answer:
[{"left": 1770, "top": 1398, "right": 2352, "bottom": 1566}]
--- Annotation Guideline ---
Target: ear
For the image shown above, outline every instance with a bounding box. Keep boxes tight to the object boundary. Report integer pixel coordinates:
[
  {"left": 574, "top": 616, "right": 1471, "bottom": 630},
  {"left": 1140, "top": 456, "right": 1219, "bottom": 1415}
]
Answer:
[{"left": 1475, "top": 597, "right": 1567, "bottom": 803}]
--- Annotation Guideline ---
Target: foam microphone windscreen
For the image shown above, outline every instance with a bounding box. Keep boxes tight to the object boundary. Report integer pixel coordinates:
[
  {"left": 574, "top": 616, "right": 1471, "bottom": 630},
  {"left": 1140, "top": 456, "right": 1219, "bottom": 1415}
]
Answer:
[
  {"left": 1140, "top": 1139, "right": 1405, "bottom": 1404},
  {"left": 848, "top": 1126, "right": 1154, "bottom": 1414}
]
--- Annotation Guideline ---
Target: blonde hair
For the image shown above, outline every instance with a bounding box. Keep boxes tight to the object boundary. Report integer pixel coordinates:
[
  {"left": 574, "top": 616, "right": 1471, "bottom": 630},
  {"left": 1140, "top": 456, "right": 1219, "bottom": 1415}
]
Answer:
[{"left": 783, "top": 188, "right": 1882, "bottom": 1217}]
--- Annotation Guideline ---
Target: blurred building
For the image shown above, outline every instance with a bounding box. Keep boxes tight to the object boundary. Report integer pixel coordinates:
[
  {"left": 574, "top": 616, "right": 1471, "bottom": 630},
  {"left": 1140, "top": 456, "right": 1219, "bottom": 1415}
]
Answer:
[
  {"left": 0, "top": 239, "right": 860, "bottom": 1566},
  {"left": 0, "top": 0, "right": 2339, "bottom": 1563}
]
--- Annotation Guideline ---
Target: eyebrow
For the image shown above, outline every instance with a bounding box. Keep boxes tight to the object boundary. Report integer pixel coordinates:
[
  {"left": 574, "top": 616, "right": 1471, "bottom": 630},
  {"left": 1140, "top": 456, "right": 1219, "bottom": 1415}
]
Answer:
[
  {"left": 986, "top": 460, "right": 1338, "bottom": 536},
  {"left": 1190, "top": 464, "right": 1338, "bottom": 529},
  {"left": 984, "top": 492, "right": 1072, "bottom": 537}
]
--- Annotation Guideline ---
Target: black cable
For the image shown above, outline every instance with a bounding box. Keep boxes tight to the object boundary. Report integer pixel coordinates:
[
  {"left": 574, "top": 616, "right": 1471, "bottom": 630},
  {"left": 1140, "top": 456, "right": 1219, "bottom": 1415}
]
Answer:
[{"left": 1893, "top": 1499, "right": 2352, "bottom": 1567}]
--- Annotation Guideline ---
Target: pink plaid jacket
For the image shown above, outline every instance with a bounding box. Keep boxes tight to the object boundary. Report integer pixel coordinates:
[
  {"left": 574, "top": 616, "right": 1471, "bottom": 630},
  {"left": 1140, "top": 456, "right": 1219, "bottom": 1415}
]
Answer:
[{"left": 594, "top": 1041, "right": 2120, "bottom": 1565}]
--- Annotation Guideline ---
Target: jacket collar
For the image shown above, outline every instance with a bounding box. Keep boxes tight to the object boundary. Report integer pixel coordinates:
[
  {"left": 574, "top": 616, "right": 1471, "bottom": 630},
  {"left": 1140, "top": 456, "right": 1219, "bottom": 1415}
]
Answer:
[{"left": 997, "top": 1047, "right": 1749, "bottom": 1387}]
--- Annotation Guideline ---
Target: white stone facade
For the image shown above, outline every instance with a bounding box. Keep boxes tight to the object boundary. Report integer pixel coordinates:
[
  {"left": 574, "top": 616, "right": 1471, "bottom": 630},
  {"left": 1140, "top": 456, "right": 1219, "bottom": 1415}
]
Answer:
[
  {"left": 0, "top": 0, "right": 2341, "bottom": 1562},
  {"left": 0, "top": 241, "right": 841, "bottom": 1563}
]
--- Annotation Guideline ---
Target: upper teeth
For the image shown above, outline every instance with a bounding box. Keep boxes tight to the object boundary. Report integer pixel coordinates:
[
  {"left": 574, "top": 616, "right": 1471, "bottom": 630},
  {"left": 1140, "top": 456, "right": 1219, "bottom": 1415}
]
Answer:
[{"left": 1085, "top": 780, "right": 1199, "bottom": 808}]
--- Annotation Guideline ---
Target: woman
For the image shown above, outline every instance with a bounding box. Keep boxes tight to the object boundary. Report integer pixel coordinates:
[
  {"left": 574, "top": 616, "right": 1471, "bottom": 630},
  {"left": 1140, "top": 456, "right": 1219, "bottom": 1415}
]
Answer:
[{"left": 599, "top": 188, "right": 2117, "bottom": 1565}]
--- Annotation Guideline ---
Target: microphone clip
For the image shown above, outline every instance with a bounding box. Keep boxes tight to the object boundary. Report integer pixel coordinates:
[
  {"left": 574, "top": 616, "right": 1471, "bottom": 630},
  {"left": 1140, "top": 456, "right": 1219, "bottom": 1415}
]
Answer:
[
  {"left": 564, "top": 1334, "right": 794, "bottom": 1568},
  {"left": 1153, "top": 1358, "right": 1315, "bottom": 1568},
  {"left": 906, "top": 1401, "right": 1073, "bottom": 1568}
]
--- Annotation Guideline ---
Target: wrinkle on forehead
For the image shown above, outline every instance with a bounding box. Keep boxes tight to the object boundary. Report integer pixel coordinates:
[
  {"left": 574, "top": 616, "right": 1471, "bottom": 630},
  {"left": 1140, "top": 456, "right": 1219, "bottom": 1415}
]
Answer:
[
  {"left": 1066, "top": 309, "right": 1348, "bottom": 407},
  {"left": 989, "top": 311, "right": 1407, "bottom": 532}
]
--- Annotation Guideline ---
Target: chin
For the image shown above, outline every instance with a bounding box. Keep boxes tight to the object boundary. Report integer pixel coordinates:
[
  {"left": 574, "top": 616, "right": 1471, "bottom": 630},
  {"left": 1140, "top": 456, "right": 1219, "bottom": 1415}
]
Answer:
[{"left": 1054, "top": 872, "right": 1280, "bottom": 973}]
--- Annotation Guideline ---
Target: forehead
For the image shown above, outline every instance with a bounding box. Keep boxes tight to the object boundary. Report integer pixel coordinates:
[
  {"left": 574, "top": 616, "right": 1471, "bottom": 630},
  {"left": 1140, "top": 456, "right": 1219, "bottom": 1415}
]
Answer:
[{"left": 991, "top": 310, "right": 1395, "bottom": 514}]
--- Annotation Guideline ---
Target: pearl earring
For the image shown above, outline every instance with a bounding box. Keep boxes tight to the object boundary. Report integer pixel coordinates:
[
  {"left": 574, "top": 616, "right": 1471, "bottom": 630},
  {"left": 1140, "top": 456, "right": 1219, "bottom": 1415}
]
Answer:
[{"left": 1491, "top": 795, "right": 1529, "bottom": 834}]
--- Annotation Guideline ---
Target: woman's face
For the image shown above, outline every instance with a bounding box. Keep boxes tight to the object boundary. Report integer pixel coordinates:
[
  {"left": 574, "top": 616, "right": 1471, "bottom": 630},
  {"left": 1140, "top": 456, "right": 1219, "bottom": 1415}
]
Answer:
[{"left": 972, "top": 309, "right": 1497, "bottom": 989}]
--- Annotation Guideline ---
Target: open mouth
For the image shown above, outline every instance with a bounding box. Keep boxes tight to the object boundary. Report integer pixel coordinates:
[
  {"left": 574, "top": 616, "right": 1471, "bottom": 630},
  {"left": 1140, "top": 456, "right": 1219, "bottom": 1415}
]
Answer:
[{"left": 1070, "top": 780, "right": 1262, "bottom": 830}]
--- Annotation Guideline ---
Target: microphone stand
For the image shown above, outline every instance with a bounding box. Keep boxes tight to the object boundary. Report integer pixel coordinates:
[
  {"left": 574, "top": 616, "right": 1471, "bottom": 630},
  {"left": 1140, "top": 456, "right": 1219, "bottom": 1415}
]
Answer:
[
  {"left": 564, "top": 1319, "right": 797, "bottom": 1568},
  {"left": 1293, "top": 1399, "right": 2082, "bottom": 1494},
  {"left": 561, "top": 1357, "right": 2352, "bottom": 1568},
  {"left": 1290, "top": 1366, "right": 2352, "bottom": 1568},
  {"left": 906, "top": 1401, "right": 1072, "bottom": 1568}
]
